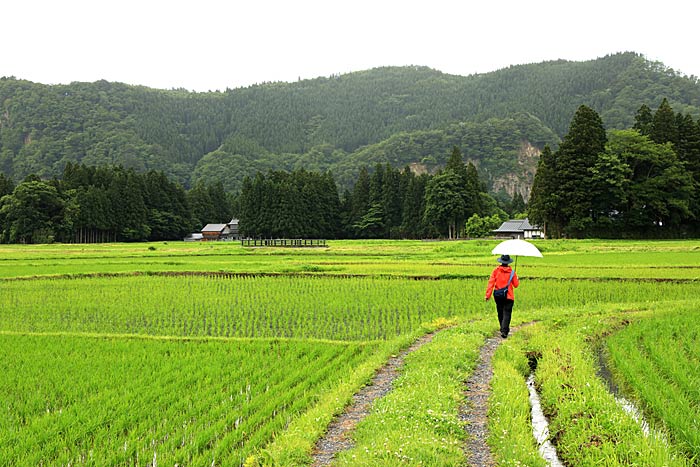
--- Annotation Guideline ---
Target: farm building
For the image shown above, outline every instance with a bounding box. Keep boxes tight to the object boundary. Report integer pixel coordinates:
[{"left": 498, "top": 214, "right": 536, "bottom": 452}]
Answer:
[
  {"left": 199, "top": 219, "right": 241, "bottom": 241},
  {"left": 493, "top": 218, "right": 544, "bottom": 239}
]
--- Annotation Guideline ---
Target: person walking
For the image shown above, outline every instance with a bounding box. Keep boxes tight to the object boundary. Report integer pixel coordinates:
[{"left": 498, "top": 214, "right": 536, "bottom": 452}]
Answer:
[{"left": 484, "top": 254, "right": 519, "bottom": 338}]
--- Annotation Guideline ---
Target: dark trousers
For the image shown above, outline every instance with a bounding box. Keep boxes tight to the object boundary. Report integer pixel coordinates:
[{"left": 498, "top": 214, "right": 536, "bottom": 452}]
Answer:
[{"left": 494, "top": 297, "right": 514, "bottom": 337}]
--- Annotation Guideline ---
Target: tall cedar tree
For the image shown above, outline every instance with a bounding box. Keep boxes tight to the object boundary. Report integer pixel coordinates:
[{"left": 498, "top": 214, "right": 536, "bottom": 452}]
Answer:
[
  {"left": 423, "top": 170, "right": 466, "bottom": 239},
  {"left": 464, "top": 162, "right": 483, "bottom": 217},
  {"left": 650, "top": 98, "right": 678, "bottom": 146},
  {"left": 528, "top": 145, "right": 561, "bottom": 237},
  {"left": 444, "top": 146, "right": 471, "bottom": 237},
  {"left": 673, "top": 112, "right": 700, "bottom": 231},
  {"left": 400, "top": 172, "right": 428, "bottom": 238},
  {"left": 554, "top": 105, "right": 607, "bottom": 237},
  {"left": 348, "top": 167, "right": 370, "bottom": 236},
  {"left": 633, "top": 104, "right": 654, "bottom": 136}
]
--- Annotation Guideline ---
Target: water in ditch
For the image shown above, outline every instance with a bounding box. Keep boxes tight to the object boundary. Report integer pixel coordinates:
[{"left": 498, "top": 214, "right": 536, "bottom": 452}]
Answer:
[
  {"left": 526, "top": 373, "right": 565, "bottom": 467},
  {"left": 595, "top": 344, "right": 652, "bottom": 437}
]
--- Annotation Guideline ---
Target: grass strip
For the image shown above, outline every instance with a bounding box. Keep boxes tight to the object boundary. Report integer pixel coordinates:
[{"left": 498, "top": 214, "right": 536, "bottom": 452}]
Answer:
[
  {"left": 530, "top": 312, "right": 691, "bottom": 467},
  {"left": 488, "top": 327, "right": 547, "bottom": 467},
  {"left": 327, "top": 319, "right": 494, "bottom": 466},
  {"left": 243, "top": 318, "right": 458, "bottom": 466}
]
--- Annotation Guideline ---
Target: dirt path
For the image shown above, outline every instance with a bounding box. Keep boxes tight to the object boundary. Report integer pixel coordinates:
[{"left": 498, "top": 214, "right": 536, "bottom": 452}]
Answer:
[
  {"left": 461, "top": 332, "right": 501, "bottom": 467},
  {"left": 310, "top": 330, "right": 440, "bottom": 467},
  {"left": 462, "top": 323, "right": 532, "bottom": 467}
]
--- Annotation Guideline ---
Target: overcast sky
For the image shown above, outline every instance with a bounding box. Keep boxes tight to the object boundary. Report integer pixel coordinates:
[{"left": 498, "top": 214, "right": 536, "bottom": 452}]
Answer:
[{"left": 3, "top": 0, "right": 699, "bottom": 92}]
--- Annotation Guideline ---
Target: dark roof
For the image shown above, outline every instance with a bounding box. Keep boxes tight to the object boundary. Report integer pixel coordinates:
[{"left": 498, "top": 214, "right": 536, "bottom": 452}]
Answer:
[
  {"left": 201, "top": 223, "right": 228, "bottom": 233},
  {"left": 493, "top": 218, "right": 540, "bottom": 233}
]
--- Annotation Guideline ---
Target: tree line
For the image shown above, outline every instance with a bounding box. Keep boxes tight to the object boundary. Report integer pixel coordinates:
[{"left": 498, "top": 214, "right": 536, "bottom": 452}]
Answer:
[
  {"left": 2, "top": 96, "right": 700, "bottom": 243},
  {"left": 236, "top": 146, "right": 509, "bottom": 240},
  {"left": 0, "top": 147, "right": 515, "bottom": 243},
  {"left": 0, "top": 164, "right": 233, "bottom": 244},
  {"left": 529, "top": 99, "right": 700, "bottom": 238}
]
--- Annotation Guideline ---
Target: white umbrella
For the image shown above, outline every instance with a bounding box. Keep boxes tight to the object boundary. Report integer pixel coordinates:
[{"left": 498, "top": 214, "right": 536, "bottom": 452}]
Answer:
[
  {"left": 491, "top": 239, "right": 543, "bottom": 258},
  {"left": 491, "top": 239, "right": 543, "bottom": 271}
]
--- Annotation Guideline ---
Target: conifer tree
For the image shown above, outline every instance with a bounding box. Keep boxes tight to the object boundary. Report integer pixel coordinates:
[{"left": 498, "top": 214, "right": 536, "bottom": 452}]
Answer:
[
  {"left": 348, "top": 167, "right": 371, "bottom": 237},
  {"left": 633, "top": 104, "right": 654, "bottom": 136},
  {"left": 554, "top": 105, "right": 607, "bottom": 237},
  {"left": 400, "top": 173, "right": 427, "bottom": 239},
  {"left": 650, "top": 98, "right": 678, "bottom": 145},
  {"left": 528, "top": 145, "right": 560, "bottom": 237},
  {"left": 464, "top": 162, "right": 483, "bottom": 218},
  {"left": 424, "top": 170, "right": 466, "bottom": 239}
]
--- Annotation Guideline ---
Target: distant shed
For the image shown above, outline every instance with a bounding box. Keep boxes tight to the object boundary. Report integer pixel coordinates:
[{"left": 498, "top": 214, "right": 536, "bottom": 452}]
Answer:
[
  {"left": 201, "top": 223, "right": 231, "bottom": 241},
  {"left": 493, "top": 218, "right": 544, "bottom": 239},
  {"left": 200, "top": 219, "right": 241, "bottom": 241}
]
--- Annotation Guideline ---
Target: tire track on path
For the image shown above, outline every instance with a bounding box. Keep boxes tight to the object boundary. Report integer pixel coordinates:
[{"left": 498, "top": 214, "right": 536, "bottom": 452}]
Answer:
[
  {"left": 462, "top": 323, "right": 532, "bottom": 467},
  {"left": 310, "top": 330, "right": 440, "bottom": 467},
  {"left": 462, "top": 332, "right": 501, "bottom": 467}
]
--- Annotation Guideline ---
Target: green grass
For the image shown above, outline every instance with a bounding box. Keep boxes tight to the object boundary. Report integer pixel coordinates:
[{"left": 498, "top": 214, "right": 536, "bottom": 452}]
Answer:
[
  {"left": 0, "top": 334, "right": 384, "bottom": 467},
  {"left": 606, "top": 307, "right": 700, "bottom": 460},
  {"left": 330, "top": 320, "right": 492, "bottom": 467},
  {"left": 526, "top": 309, "right": 691, "bottom": 467},
  {"left": 1, "top": 239, "right": 700, "bottom": 466}
]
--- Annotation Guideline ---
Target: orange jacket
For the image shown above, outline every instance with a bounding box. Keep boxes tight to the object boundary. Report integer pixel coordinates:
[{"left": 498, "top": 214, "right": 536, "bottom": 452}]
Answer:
[{"left": 485, "top": 265, "right": 519, "bottom": 300}]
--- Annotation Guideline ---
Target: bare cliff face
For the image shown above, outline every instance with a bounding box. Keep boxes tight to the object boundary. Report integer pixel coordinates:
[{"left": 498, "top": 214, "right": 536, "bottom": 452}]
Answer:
[
  {"left": 406, "top": 140, "right": 541, "bottom": 201},
  {"left": 490, "top": 140, "right": 541, "bottom": 200}
]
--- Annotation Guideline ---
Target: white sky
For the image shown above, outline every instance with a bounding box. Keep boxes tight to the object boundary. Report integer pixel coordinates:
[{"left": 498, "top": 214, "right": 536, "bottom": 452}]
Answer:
[{"left": 3, "top": 0, "right": 699, "bottom": 92}]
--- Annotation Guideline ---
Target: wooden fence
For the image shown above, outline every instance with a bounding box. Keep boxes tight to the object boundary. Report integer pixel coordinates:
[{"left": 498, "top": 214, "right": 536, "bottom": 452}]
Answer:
[{"left": 240, "top": 238, "right": 327, "bottom": 248}]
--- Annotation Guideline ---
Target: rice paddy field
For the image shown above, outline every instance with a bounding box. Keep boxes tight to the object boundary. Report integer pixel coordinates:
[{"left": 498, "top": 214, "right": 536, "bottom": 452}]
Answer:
[{"left": 0, "top": 239, "right": 698, "bottom": 466}]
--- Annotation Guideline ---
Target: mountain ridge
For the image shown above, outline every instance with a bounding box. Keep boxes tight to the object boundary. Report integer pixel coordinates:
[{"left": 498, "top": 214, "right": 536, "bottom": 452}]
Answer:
[{"left": 1, "top": 52, "right": 699, "bottom": 196}]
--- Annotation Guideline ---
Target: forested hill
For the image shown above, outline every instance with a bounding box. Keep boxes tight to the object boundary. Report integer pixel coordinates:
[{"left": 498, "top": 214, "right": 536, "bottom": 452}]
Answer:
[{"left": 1, "top": 51, "right": 699, "bottom": 195}]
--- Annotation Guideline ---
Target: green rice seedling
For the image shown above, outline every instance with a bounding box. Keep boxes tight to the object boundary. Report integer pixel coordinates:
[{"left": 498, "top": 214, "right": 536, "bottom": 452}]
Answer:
[
  {"left": 0, "top": 334, "right": 381, "bottom": 467},
  {"left": 606, "top": 307, "right": 700, "bottom": 461},
  {"left": 1, "top": 275, "right": 693, "bottom": 342},
  {"left": 488, "top": 329, "right": 547, "bottom": 467},
  {"left": 2, "top": 239, "right": 700, "bottom": 280},
  {"left": 243, "top": 326, "right": 432, "bottom": 466},
  {"left": 529, "top": 312, "right": 691, "bottom": 467}
]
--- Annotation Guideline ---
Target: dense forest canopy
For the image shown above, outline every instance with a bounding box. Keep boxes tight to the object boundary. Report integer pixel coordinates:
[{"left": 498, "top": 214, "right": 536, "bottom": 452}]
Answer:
[
  {"left": 2, "top": 52, "right": 699, "bottom": 199},
  {"left": 529, "top": 99, "right": 700, "bottom": 238},
  {"left": 1, "top": 97, "right": 699, "bottom": 242}
]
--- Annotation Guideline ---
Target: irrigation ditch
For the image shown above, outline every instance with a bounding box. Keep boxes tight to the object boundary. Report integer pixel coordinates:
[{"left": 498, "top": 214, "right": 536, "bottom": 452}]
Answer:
[
  {"left": 525, "top": 352, "right": 565, "bottom": 467},
  {"left": 595, "top": 344, "right": 653, "bottom": 437}
]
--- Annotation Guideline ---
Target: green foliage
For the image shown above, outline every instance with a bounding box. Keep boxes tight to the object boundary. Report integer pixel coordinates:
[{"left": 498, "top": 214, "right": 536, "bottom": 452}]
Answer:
[
  {"left": 603, "top": 130, "right": 692, "bottom": 232},
  {"left": 424, "top": 170, "right": 466, "bottom": 239},
  {"left": 531, "top": 100, "right": 698, "bottom": 238},
  {"left": 0, "top": 180, "right": 69, "bottom": 243},
  {"left": 606, "top": 309, "right": 700, "bottom": 460},
  {"left": 464, "top": 213, "right": 504, "bottom": 238},
  {"left": 238, "top": 169, "right": 340, "bottom": 239}
]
